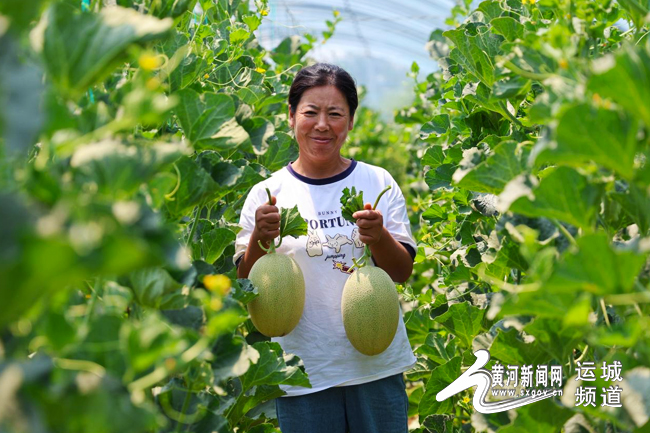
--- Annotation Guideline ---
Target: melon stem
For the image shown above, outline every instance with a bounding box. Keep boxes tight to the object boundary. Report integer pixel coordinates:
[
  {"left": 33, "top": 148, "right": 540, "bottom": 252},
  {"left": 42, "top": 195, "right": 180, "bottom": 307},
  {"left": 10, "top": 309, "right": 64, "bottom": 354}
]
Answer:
[
  {"left": 264, "top": 187, "right": 280, "bottom": 253},
  {"left": 372, "top": 185, "right": 392, "bottom": 210},
  {"left": 355, "top": 186, "right": 392, "bottom": 269}
]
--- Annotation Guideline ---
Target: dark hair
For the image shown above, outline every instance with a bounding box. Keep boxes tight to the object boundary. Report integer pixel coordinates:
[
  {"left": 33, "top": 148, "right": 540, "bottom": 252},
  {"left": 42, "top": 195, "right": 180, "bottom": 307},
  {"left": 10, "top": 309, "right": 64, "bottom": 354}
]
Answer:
[{"left": 288, "top": 63, "right": 358, "bottom": 118}]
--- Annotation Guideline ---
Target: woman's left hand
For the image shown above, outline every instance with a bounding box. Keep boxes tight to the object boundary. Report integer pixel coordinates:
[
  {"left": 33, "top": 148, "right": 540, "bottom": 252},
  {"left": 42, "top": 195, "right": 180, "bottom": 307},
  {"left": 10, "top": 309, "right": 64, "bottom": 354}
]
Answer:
[{"left": 353, "top": 203, "right": 385, "bottom": 246}]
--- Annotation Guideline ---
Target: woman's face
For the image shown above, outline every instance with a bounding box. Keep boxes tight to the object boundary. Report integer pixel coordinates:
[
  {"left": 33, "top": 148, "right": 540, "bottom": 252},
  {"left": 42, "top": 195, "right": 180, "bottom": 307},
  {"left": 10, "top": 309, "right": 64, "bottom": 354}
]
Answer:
[{"left": 289, "top": 85, "right": 354, "bottom": 165}]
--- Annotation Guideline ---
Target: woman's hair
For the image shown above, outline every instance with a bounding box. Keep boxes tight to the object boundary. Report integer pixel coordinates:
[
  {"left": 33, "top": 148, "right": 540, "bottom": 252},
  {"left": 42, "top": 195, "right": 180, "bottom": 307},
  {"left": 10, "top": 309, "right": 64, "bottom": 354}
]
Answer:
[{"left": 288, "top": 63, "right": 358, "bottom": 118}]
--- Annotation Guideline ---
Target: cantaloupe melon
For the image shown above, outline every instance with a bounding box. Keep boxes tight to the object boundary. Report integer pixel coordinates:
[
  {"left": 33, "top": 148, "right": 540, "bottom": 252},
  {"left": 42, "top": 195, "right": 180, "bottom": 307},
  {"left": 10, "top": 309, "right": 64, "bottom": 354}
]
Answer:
[
  {"left": 248, "top": 252, "right": 305, "bottom": 337},
  {"left": 341, "top": 266, "right": 399, "bottom": 356}
]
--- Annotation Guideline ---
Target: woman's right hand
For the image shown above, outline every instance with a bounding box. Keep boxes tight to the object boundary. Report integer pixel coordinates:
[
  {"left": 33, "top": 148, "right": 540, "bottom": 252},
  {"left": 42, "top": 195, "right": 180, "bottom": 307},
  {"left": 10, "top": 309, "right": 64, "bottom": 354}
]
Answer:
[{"left": 253, "top": 195, "right": 280, "bottom": 246}]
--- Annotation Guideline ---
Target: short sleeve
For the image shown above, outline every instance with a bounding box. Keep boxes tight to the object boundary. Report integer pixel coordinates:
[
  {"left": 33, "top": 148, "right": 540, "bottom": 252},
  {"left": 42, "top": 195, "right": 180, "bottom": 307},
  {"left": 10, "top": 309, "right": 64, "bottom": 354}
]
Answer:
[
  {"left": 234, "top": 183, "right": 267, "bottom": 266},
  {"left": 382, "top": 172, "right": 417, "bottom": 259}
]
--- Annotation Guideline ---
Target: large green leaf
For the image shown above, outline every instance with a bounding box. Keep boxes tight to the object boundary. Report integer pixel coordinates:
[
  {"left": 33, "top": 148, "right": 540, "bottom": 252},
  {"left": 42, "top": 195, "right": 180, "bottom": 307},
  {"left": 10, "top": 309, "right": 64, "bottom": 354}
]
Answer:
[
  {"left": 488, "top": 328, "right": 548, "bottom": 367},
  {"left": 0, "top": 38, "right": 45, "bottom": 154},
  {"left": 37, "top": 3, "right": 172, "bottom": 96},
  {"left": 546, "top": 233, "right": 648, "bottom": 295},
  {"left": 455, "top": 140, "right": 529, "bottom": 194},
  {"left": 164, "top": 156, "right": 223, "bottom": 218},
  {"left": 589, "top": 44, "right": 650, "bottom": 129},
  {"left": 444, "top": 23, "right": 502, "bottom": 86},
  {"left": 611, "top": 183, "right": 650, "bottom": 234},
  {"left": 259, "top": 132, "right": 298, "bottom": 172},
  {"left": 537, "top": 104, "right": 638, "bottom": 179},
  {"left": 202, "top": 227, "right": 236, "bottom": 263},
  {"left": 159, "top": 32, "right": 208, "bottom": 92},
  {"left": 175, "top": 89, "right": 249, "bottom": 150},
  {"left": 490, "top": 17, "right": 524, "bottom": 42},
  {"left": 496, "top": 399, "right": 573, "bottom": 433},
  {"left": 239, "top": 342, "right": 310, "bottom": 391},
  {"left": 523, "top": 318, "right": 585, "bottom": 363},
  {"left": 227, "top": 342, "right": 310, "bottom": 425},
  {"left": 434, "top": 302, "right": 486, "bottom": 348},
  {"left": 70, "top": 139, "right": 185, "bottom": 198},
  {"left": 418, "top": 357, "right": 461, "bottom": 417},
  {"left": 509, "top": 166, "right": 601, "bottom": 229},
  {"left": 128, "top": 267, "right": 184, "bottom": 309}
]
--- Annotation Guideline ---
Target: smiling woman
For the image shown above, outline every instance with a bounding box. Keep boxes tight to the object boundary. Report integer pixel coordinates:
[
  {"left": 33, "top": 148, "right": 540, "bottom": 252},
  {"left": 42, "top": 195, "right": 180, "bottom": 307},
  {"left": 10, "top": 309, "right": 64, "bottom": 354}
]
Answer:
[
  {"left": 234, "top": 63, "right": 418, "bottom": 433},
  {"left": 289, "top": 85, "right": 354, "bottom": 178}
]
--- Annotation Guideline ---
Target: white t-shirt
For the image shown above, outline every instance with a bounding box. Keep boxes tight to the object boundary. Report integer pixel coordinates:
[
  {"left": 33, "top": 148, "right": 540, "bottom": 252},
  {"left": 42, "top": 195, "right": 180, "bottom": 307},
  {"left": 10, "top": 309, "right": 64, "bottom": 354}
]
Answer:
[{"left": 234, "top": 160, "right": 417, "bottom": 396}]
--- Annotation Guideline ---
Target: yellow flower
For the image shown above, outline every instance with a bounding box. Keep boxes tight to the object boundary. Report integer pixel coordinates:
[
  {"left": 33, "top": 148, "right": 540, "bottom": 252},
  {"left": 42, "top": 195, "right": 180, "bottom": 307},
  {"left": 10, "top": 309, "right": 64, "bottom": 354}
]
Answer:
[
  {"left": 203, "top": 274, "right": 232, "bottom": 295},
  {"left": 138, "top": 53, "right": 161, "bottom": 71},
  {"left": 260, "top": 9, "right": 269, "bottom": 16},
  {"left": 333, "top": 10, "right": 340, "bottom": 17},
  {"left": 145, "top": 77, "right": 160, "bottom": 91},
  {"left": 463, "top": 396, "right": 471, "bottom": 404},
  {"left": 210, "top": 297, "right": 223, "bottom": 311},
  {"left": 559, "top": 59, "right": 568, "bottom": 69},
  {"left": 255, "top": 67, "right": 267, "bottom": 74},
  {"left": 164, "top": 358, "right": 177, "bottom": 371}
]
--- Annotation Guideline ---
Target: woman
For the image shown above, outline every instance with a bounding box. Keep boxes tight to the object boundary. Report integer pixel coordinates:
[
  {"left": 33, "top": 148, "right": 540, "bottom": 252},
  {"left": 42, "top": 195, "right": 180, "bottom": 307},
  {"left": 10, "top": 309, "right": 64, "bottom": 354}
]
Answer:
[{"left": 234, "top": 63, "right": 417, "bottom": 433}]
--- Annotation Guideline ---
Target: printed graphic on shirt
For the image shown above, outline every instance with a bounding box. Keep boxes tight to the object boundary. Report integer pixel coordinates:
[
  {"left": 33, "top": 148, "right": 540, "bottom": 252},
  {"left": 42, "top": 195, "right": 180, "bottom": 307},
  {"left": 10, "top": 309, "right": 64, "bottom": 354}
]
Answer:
[
  {"left": 332, "top": 260, "right": 354, "bottom": 274},
  {"left": 351, "top": 227, "right": 364, "bottom": 248},
  {"left": 306, "top": 230, "right": 323, "bottom": 257},
  {"left": 323, "top": 234, "right": 353, "bottom": 253},
  {"left": 304, "top": 209, "right": 367, "bottom": 275}
]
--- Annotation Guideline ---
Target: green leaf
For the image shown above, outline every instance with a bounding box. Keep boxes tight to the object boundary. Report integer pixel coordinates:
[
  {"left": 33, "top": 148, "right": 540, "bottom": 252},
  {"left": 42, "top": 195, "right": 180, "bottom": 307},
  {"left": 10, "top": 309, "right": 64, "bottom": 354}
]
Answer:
[
  {"left": 202, "top": 228, "right": 236, "bottom": 263},
  {"left": 537, "top": 104, "right": 638, "bottom": 179},
  {"left": 238, "top": 342, "right": 310, "bottom": 392},
  {"left": 546, "top": 233, "right": 648, "bottom": 295},
  {"left": 175, "top": 89, "right": 249, "bottom": 150},
  {"left": 420, "top": 115, "right": 450, "bottom": 139},
  {"left": 227, "top": 385, "right": 283, "bottom": 428},
  {"left": 488, "top": 328, "right": 548, "bottom": 367},
  {"left": 229, "top": 28, "right": 250, "bottom": 44},
  {"left": 455, "top": 141, "right": 528, "bottom": 194},
  {"left": 242, "top": 14, "right": 262, "bottom": 31},
  {"left": 38, "top": 3, "right": 172, "bottom": 97},
  {"left": 415, "top": 333, "right": 457, "bottom": 365},
  {"left": 70, "top": 140, "right": 185, "bottom": 199},
  {"left": 164, "top": 156, "right": 222, "bottom": 218},
  {"left": 243, "top": 117, "right": 275, "bottom": 155},
  {"left": 524, "top": 318, "right": 584, "bottom": 363},
  {"left": 159, "top": 32, "right": 208, "bottom": 92},
  {"left": 498, "top": 289, "right": 579, "bottom": 319},
  {"left": 612, "top": 183, "right": 650, "bottom": 234},
  {"left": 490, "top": 17, "right": 524, "bottom": 42},
  {"left": 212, "top": 334, "right": 257, "bottom": 381},
  {"left": 444, "top": 24, "right": 502, "bottom": 86},
  {"left": 425, "top": 164, "right": 455, "bottom": 190},
  {"left": 509, "top": 167, "right": 601, "bottom": 229},
  {"left": 418, "top": 357, "right": 461, "bottom": 416},
  {"left": 496, "top": 399, "right": 573, "bottom": 433},
  {"left": 0, "top": 39, "right": 45, "bottom": 154},
  {"left": 340, "top": 186, "right": 365, "bottom": 224},
  {"left": 434, "top": 302, "right": 486, "bottom": 348},
  {"left": 149, "top": 0, "right": 196, "bottom": 18},
  {"left": 231, "top": 279, "right": 258, "bottom": 305},
  {"left": 128, "top": 267, "right": 183, "bottom": 309},
  {"left": 279, "top": 205, "right": 308, "bottom": 239},
  {"left": 0, "top": 0, "right": 46, "bottom": 32},
  {"left": 260, "top": 132, "right": 298, "bottom": 172},
  {"left": 423, "top": 146, "right": 445, "bottom": 169}
]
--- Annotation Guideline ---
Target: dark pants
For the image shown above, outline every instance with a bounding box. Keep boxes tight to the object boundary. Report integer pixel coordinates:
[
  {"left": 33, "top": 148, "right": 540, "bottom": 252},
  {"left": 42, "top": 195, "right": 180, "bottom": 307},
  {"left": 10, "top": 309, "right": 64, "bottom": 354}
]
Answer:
[{"left": 275, "top": 373, "right": 409, "bottom": 433}]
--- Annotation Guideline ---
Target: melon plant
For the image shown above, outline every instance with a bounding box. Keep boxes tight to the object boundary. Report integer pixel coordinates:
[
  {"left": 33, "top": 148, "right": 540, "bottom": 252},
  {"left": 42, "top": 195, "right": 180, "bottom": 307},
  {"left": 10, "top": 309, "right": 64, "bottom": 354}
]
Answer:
[
  {"left": 340, "top": 185, "right": 400, "bottom": 355},
  {"left": 248, "top": 188, "right": 307, "bottom": 337}
]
